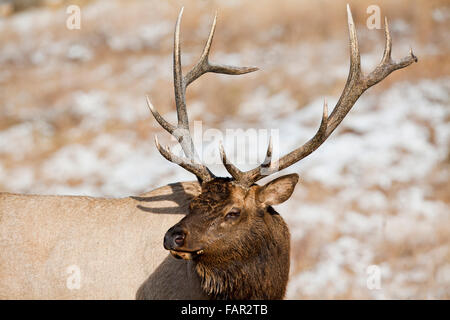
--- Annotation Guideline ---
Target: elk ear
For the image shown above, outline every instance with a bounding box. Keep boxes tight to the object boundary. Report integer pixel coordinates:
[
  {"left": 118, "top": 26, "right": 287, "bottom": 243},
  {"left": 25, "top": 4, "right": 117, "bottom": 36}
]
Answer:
[{"left": 257, "top": 173, "right": 299, "bottom": 206}]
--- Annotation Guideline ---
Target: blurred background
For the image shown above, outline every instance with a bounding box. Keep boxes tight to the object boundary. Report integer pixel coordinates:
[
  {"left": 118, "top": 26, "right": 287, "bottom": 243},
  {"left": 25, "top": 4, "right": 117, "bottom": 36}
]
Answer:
[{"left": 0, "top": 0, "right": 448, "bottom": 299}]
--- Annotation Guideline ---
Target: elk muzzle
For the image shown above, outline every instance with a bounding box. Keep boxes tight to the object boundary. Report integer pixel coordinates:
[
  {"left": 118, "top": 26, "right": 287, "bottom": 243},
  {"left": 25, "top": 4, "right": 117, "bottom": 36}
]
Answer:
[{"left": 164, "top": 225, "right": 204, "bottom": 260}]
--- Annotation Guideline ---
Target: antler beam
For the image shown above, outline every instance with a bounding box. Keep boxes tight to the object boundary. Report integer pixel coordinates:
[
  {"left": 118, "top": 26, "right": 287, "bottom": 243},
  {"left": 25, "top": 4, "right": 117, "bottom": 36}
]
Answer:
[{"left": 148, "top": 8, "right": 258, "bottom": 182}]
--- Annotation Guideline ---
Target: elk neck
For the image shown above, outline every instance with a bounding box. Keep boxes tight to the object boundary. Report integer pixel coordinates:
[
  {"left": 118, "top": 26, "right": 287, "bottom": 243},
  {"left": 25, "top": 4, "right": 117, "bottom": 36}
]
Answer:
[{"left": 193, "top": 206, "right": 291, "bottom": 300}]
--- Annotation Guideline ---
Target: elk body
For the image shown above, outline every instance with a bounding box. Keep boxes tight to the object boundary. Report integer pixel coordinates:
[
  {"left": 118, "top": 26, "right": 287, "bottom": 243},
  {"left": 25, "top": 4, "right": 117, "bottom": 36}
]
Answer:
[
  {"left": 0, "top": 182, "right": 206, "bottom": 299},
  {"left": 0, "top": 6, "right": 416, "bottom": 300}
]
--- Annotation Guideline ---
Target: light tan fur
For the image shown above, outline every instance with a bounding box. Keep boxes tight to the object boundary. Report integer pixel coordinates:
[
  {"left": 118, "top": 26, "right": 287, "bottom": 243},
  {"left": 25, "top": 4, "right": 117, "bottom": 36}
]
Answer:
[{"left": 0, "top": 181, "right": 207, "bottom": 299}]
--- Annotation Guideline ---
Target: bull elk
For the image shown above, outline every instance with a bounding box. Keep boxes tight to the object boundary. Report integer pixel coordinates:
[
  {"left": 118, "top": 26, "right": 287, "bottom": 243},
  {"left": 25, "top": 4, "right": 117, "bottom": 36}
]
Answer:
[{"left": 0, "top": 5, "right": 416, "bottom": 299}]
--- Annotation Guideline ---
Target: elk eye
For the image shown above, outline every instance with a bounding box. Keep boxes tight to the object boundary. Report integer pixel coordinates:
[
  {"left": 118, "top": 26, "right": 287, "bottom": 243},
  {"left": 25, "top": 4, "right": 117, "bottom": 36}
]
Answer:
[{"left": 225, "top": 208, "right": 241, "bottom": 220}]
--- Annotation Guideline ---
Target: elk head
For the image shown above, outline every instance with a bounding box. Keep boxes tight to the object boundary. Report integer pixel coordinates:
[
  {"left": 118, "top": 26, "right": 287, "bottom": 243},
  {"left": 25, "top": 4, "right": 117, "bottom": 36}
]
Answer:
[{"left": 147, "top": 6, "right": 417, "bottom": 299}]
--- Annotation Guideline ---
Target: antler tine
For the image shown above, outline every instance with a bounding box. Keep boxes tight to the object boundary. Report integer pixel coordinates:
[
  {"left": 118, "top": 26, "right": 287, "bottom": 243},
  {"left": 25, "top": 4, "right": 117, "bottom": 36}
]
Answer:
[
  {"left": 219, "top": 141, "right": 243, "bottom": 180},
  {"left": 232, "top": 4, "right": 417, "bottom": 187},
  {"left": 261, "top": 135, "right": 273, "bottom": 170},
  {"left": 154, "top": 135, "right": 212, "bottom": 182},
  {"left": 146, "top": 95, "right": 175, "bottom": 134},
  {"left": 184, "top": 11, "right": 259, "bottom": 87},
  {"left": 254, "top": 135, "right": 274, "bottom": 177},
  {"left": 346, "top": 4, "right": 361, "bottom": 76},
  {"left": 381, "top": 16, "right": 392, "bottom": 64},
  {"left": 184, "top": 11, "right": 217, "bottom": 87},
  {"left": 220, "top": 134, "right": 276, "bottom": 182}
]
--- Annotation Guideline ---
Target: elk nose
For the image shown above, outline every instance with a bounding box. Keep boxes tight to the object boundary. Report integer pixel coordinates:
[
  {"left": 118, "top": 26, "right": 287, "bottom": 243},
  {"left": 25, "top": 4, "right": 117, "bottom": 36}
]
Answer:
[{"left": 164, "top": 226, "right": 186, "bottom": 250}]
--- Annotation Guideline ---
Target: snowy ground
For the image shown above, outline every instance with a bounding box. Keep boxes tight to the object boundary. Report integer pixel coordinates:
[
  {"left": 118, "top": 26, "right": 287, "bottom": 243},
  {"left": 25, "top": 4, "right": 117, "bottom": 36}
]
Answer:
[{"left": 0, "top": 0, "right": 448, "bottom": 299}]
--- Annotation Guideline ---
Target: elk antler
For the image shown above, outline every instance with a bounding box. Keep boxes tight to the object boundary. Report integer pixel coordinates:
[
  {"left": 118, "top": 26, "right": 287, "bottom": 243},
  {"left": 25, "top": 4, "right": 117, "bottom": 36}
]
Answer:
[
  {"left": 147, "top": 8, "right": 258, "bottom": 182},
  {"left": 220, "top": 4, "right": 417, "bottom": 187}
]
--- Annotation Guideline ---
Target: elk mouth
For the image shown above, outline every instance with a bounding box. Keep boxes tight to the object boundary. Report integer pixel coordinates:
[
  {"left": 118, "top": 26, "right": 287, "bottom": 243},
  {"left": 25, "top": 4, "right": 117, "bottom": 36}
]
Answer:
[{"left": 169, "top": 248, "right": 204, "bottom": 260}]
